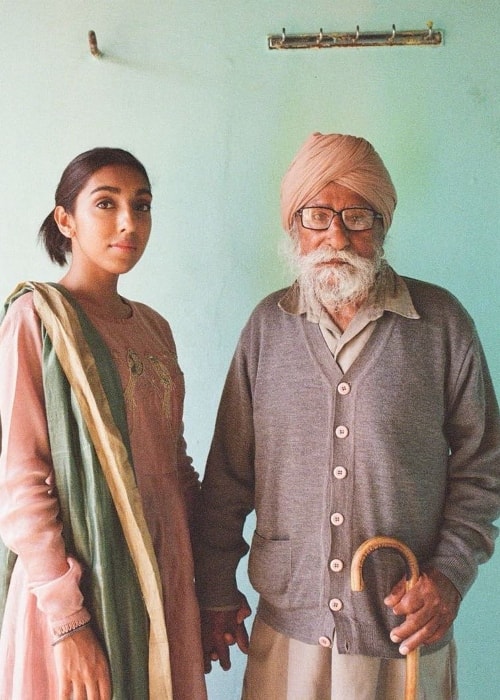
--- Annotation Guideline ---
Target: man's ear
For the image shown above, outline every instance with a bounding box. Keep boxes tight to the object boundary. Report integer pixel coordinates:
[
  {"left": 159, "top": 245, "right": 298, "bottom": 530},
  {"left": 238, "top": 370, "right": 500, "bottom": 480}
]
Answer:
[{"left": 54, "top": 206, "right": 75, "bottom": 238}]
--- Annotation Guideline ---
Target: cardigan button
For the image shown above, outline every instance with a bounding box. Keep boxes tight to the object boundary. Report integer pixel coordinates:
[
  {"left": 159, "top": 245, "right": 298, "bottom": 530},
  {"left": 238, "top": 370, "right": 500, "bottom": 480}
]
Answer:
[
  {"left": 335, "top": 425, "right": 349, "bottom": 438},
  {"left": 319, "top": 636, "right": 332, "bottom": 648},
  {"left": 330, "top": 513, "right": 344, "bottom": 526},
  {"left": 330, "top": 558, "right": 344, "bottom": 572},
  {"left": 338, "top": 382, "right": 351, "bottom": 395},
  {"left": 329, "top": 598, "right": 343, "bottom": 612},
  {"left": 333, "top": 466, "right": 347, "bottom": 479}
]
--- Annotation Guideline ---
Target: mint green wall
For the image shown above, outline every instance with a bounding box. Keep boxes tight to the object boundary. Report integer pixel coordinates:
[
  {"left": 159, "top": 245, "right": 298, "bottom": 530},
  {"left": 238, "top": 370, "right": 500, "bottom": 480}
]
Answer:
[{"left": 0, "top": 2, "right": 498, "bottom": 698}]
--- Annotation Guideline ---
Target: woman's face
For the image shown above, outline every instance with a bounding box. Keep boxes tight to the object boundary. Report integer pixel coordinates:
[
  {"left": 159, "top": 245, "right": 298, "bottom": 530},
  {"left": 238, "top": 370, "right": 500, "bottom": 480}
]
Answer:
[{"left": 57, "top": 164, "right": 152, "bottom": 280}]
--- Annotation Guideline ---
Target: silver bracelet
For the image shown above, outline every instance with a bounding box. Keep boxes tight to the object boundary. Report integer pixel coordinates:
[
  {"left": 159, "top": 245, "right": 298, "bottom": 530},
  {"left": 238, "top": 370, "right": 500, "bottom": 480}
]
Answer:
[{"left": 51, "top": 620, "right": 91, "bottom": 646}]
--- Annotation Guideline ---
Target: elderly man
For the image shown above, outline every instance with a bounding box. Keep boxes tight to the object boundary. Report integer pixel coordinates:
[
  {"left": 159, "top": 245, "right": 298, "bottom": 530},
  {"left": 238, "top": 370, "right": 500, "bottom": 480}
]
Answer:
[{"left": 195, "top": 133, "right": 500, "bottom": 699}]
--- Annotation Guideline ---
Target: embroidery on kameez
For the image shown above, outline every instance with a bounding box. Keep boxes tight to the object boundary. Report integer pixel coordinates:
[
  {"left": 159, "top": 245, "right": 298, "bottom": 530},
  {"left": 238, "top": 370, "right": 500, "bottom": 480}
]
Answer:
[
  {"left": 148, "top": 355, "right": 174, "bottom": 430},
  {"left": 124, "top": 350, "right": 144, "bottom": 415},
  {"left": 122, "top": 348, "right": 175, "bottom": 433}
]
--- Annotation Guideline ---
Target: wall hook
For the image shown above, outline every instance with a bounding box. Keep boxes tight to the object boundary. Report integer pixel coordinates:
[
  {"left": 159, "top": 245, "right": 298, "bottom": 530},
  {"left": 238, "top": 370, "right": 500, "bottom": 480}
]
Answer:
[
  {"left": 268, "top": 22, "right": 443, "bottom": 50},
  {"left": 88, "top": 30, "right": 102, "bottom": 58}
]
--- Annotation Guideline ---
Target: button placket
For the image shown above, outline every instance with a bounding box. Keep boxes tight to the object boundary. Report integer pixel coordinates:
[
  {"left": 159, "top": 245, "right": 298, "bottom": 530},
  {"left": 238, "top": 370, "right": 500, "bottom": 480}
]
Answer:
[{"left": 329, "top": 380, "right": 352, "bottom": 624}]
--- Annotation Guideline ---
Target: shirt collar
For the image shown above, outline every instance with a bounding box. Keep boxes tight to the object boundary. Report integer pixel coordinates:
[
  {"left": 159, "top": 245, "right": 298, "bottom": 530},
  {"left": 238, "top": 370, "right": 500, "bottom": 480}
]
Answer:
[{"left": 278, "top": 263, "right": 420, "bottom": 322}]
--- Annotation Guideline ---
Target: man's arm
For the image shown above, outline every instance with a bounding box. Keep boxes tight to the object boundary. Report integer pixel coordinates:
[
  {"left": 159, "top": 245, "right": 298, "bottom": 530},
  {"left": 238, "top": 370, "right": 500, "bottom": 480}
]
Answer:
[
  {"left": 431, "top": 332, "right": 500, "bottom": 595},
  {"left": 386, "top": 328, "right": 500, "bottom": 654},
  {"left": 194, "top": 328, "right": 257, "bottom": 671}
]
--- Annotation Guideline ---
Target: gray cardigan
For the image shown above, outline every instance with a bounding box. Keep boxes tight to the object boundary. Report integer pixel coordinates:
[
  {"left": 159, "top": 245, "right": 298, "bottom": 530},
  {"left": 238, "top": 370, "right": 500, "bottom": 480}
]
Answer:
[{"left": 196, "top": 276, "right": 500, "bottom": 657}]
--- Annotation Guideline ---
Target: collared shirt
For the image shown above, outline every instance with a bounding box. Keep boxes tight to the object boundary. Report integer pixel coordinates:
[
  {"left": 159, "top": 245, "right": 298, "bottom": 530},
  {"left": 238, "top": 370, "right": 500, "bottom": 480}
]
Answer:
[{"left": 278, "top": 264, "right": 420, "bottom": 372}]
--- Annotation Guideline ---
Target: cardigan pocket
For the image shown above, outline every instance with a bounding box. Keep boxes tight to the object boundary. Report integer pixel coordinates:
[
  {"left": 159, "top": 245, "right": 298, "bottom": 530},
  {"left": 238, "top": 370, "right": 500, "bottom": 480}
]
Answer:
[{"left": 248, "top": 531, "right": 291, "bottom": 608}]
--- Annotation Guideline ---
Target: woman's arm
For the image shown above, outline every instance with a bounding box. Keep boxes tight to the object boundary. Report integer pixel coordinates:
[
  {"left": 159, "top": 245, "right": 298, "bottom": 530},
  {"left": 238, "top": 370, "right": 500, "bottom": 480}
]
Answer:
[
  {"left": 0, "top": 298, "right": 68, "bottom": 584},
  {"left": 0, "top": 297, "right": 111, "bottom": 697}
]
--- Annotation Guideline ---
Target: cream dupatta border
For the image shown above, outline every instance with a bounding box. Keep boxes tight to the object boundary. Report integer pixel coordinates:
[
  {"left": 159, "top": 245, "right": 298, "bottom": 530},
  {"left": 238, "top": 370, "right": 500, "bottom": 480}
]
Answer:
[{"left": 24, "top": 282, "right": 172, "bottom": 700}]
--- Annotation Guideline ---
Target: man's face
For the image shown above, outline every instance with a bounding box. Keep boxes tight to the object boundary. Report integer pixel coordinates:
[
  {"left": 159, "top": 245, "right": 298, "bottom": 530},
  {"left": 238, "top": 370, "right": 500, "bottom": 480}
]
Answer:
[
  {"left": 291, "top": 182, "right": 385, "bottom": 310},
  {"left": 296, "top": 182, "right": 384, "bottom": 259}
]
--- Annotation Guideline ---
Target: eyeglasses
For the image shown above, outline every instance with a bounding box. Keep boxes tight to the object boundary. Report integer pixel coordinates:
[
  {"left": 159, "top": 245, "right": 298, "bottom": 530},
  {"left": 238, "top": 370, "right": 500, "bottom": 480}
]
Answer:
[{"left": 296, "top": 207, "right": 382, "bottom": 232}]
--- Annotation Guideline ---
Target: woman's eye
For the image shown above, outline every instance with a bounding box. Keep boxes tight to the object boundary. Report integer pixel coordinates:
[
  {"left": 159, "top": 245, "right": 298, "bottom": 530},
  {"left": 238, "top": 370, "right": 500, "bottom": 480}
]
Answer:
[
  {"left": 134, "top": 201, "right": 152, "bottom": 212},
  {"left": 96, "top": 199, "right": 114, "bottom": 209}
]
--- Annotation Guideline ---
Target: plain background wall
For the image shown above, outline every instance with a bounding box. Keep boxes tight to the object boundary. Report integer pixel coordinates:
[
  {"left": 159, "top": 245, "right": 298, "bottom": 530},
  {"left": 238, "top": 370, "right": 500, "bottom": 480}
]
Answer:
[{"left": 0, "top": 2, "right": 498, "bottom": 698}]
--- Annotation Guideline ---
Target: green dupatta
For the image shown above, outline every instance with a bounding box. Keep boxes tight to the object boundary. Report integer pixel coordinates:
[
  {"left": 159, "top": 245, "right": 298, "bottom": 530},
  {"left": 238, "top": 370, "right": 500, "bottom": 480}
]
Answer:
[{"left": 0, "top": 282, "right": 172, "bottom": 699}]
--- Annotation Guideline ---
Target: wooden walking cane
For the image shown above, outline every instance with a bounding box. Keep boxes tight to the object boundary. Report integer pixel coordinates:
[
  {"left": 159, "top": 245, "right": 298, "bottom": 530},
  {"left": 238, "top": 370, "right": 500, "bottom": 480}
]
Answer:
[{"left": 351, "top": 536, "right": 420, "bottom": 700}]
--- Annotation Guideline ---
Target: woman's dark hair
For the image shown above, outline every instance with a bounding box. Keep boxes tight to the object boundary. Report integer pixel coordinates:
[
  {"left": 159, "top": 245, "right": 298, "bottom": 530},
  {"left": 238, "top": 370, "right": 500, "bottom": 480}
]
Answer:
[{"left": 39, "top": 147, "right": 151, "bottom": 266}]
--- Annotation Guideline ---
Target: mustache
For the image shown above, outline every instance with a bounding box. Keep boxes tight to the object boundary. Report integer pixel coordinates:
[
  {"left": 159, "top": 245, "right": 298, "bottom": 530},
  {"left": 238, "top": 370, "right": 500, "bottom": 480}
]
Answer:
[
  {"left": 278, "top": 233, "right": 384, "bottom": 278},
  {"left": 299, "top": 246, "right": 373, "bottom": 269}
]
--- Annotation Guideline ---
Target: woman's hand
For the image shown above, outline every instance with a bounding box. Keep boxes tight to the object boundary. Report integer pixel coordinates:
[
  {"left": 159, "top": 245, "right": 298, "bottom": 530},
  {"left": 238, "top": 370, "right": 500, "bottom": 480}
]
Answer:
[{"left": 53, "top": 625, "right": 112, "bottom": 699}]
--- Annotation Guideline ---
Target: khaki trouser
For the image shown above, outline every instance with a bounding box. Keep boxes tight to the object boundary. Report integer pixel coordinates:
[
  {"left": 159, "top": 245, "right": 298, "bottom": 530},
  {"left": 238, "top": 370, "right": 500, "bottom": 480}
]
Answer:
[{"left": 242, "top": 617, "right": 457, "bottom": 700}]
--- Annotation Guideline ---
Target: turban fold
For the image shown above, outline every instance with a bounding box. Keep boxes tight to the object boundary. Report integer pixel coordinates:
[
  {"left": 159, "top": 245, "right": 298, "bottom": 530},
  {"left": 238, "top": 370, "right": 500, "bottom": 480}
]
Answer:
[{"left": 280, "top": 132, "right": 397, "bottom": 233}]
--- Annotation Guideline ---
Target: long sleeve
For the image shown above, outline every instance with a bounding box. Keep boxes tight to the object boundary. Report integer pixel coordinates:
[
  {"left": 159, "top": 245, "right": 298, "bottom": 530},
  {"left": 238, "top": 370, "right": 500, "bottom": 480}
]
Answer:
[
  {"left": 177, "top": 429, "right": 201, "bottom": 523},
  {"left": 430, "top": 329, "right": 500, "bottom": 595},
  {"left": 0, "top": 296, "right": 89, "bottom": 634},
  {"left": 195, "top": 332, "right": 255, "bottom": 608}
]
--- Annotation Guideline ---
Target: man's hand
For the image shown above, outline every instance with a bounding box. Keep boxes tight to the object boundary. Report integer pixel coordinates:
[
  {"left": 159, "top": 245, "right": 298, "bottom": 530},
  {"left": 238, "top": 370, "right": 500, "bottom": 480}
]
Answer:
[
  {"left": 53, "top": 625, "right": 112, "bottom": 699},
  {"left": 200, "top": 593, "right": 251, "bottom": 673},
  {"left": 384, "top": 566, "right": 461, "bottom": 656}
]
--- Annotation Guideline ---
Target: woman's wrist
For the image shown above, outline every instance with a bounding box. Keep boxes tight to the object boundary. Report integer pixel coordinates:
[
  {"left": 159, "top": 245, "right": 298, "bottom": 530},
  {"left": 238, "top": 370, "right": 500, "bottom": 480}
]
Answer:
[{"left": 51, "top": 615, "right": 92, "bottom": 645}]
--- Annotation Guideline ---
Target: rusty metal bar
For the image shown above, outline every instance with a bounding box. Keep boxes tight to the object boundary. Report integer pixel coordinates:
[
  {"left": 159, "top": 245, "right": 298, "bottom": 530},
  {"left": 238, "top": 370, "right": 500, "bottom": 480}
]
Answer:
[{"left": 268, "top": 22, "right": 443, "bottom": 50}]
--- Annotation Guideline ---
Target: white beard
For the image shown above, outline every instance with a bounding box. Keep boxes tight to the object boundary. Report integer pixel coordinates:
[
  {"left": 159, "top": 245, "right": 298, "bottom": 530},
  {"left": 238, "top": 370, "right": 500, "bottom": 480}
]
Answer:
[{"left": 281, "top": 237, "right": 385, "bottom": 311}]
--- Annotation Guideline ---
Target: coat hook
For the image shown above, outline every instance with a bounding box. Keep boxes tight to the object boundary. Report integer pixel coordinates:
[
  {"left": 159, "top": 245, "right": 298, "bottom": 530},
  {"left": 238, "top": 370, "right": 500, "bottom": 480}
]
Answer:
[
  {"left": 268, "top": 21, "right": 443, "bottom": 50},
  {"left": 88, "top": 30, "right": 102, "bottom": 58}
]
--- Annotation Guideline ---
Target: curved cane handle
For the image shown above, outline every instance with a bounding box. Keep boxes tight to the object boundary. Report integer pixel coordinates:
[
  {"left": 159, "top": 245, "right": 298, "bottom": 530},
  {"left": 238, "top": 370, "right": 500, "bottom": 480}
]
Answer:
[{"left": 351, "top": 536, "right": 420, "bottom": 700}]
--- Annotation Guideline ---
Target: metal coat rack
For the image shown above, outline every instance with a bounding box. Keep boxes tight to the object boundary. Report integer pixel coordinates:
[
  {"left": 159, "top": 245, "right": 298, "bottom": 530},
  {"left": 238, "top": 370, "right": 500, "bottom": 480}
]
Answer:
[{"left": 268, "top": 22, "right": 443, "bottom": 50}]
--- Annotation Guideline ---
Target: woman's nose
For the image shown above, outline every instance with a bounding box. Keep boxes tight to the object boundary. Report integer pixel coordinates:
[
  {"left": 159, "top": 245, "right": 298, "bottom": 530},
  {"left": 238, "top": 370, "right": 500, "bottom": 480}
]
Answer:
[{"left": 119, "top": 206, "right": 135, "bottom": 232}]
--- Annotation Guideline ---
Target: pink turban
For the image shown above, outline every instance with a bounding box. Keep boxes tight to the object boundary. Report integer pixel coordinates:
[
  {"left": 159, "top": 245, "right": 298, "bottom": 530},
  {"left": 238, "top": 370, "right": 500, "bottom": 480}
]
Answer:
[{"left": 280, "top": 132, "right": 397, "bottom": 234}]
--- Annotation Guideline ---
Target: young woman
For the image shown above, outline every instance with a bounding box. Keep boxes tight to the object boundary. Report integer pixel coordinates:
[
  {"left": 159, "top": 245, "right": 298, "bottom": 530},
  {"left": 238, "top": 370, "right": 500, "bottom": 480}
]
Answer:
[{"left": 0, "top": 148, "right": 207, "bottom": 699}]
